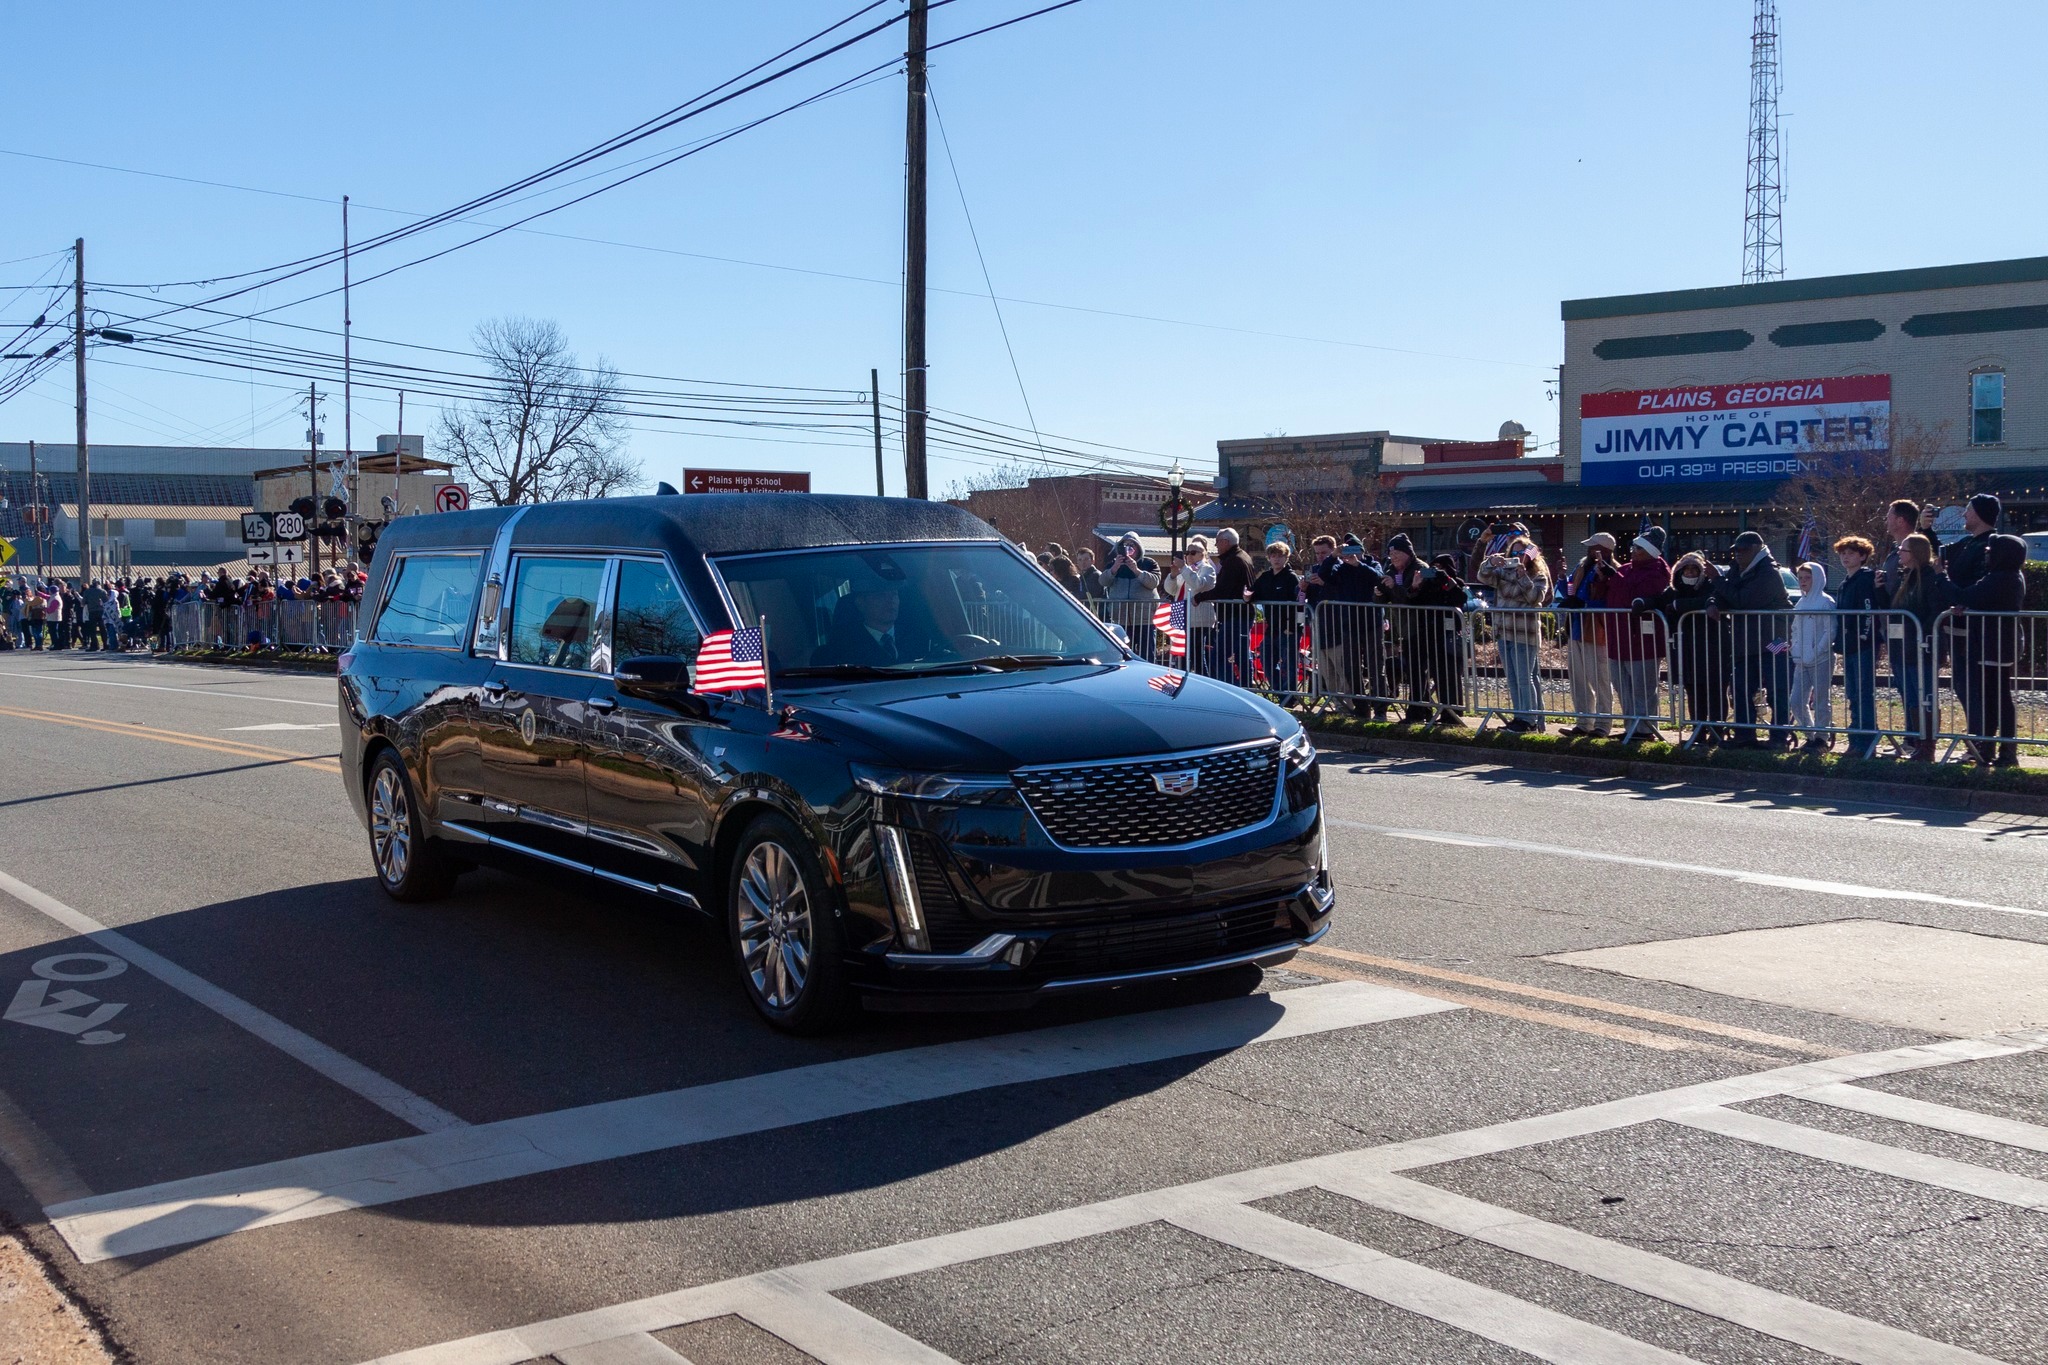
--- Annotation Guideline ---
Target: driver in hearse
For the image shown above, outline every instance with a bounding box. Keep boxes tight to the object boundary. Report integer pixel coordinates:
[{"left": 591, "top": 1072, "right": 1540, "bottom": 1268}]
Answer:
[{"left": 818, "top": 566, "right": 933, "bottom": 667}]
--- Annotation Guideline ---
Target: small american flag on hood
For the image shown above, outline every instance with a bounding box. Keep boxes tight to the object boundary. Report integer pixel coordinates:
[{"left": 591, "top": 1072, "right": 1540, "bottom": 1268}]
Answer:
[
  {"left": 693, "top": 627, "right": 766, "bottom": 692},
  {"left": 1151, "top": 598, "right": 1188, "bottom": 656},
  {"left": 1147, "top": 670, "right": 1186, "bottom": 696}
]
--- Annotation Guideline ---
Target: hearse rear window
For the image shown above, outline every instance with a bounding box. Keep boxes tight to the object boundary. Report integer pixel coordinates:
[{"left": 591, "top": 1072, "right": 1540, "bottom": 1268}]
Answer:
[{"left": 372, "top": 554, "right": 481, "bottom": 648}]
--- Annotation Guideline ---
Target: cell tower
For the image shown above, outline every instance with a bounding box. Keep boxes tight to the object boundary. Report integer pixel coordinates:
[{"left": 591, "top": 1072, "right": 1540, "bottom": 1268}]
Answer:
[{"left": 1743, "top": 0, "right": 1785, "bottom": 283}]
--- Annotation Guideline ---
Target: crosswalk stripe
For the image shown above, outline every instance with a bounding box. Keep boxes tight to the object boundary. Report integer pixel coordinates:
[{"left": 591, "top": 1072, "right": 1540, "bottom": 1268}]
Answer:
[
  {"left": 1171, "top": 1201, "right": 1701, "bottom": 1364},
  {"left": 1672, "top": 1106, "right": 2048, "bottom": 1211},
  {"left": 354, "top": 1032, "right": 2047, "bottom": 1365},
  {"left": 1322, "top": 1172, "right": 2005, "bottom": 1365},
  {"left": 1795, "top": 1081, "right": 2048, "bottom": 1154},
  {"left": 554, "top": 1333, "right": 695, "bottom": 1365},
  {"left": 48, "top": 980, "right": 1455, "bottom": 1263}
]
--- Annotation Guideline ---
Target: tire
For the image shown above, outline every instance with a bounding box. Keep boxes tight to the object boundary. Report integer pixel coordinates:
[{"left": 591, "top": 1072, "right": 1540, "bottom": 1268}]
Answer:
[
  {"left": 365, "top": 749, "right": 460, "bottom": 902},
  {"left": 726, "top": 813, "right": 853, "bottom": 1034}
]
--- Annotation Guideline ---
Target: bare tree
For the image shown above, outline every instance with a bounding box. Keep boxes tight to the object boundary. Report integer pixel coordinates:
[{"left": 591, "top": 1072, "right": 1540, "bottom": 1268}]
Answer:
[
  {"left": 438, "top": 317, "right": 639, "bottom": 505},
  {"left": 1766, "top": 414, "right": 1962, "bottom": 562},
  {"left": 944, "top": 461, "right": 1095, "bottom": 552}
]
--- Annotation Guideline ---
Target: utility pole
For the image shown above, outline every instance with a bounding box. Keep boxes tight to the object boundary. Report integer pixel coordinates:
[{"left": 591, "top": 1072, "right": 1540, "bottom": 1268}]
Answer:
[
  {"left": 901, "top": 0, "right": 929, "bottom": 498},
  {"left": 28, "top": 439, "right": 43, "bottom": 577},
  {"left": 306, "top": 382, "right": 323, "bottom": 580},
  {"left": 342, "top": 196, "right": 354, "bottom": 493},
  {"left": 871, "top": 368, "right": 886, "bottom": 496},
  {"left": 73, "top": 238, "right": 89, "bottom": 585}
]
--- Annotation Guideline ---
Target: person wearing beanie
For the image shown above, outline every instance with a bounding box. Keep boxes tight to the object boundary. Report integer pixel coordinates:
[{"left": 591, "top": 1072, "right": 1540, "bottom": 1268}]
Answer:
[
  {"left": 1559, "top": 532, "right": 1619, "bottom": 737},
  {"left": 1603, "top": 534, "right": 1672, "bottom": 743},
  {"left": 1306, "top": 535, "right": 1388, "bottom": 719},
  {"left": 1476, "top": 534, "right": 1551, "bottom": 732},
  {"left": 1951, "top": 533, "right": 2027, "bottom": 767},
  {"left": 1831, "top": 535, "right": 1881, "bottom": 758},
  {"left": 1376, "top": 533, "right": 1462, "bottom": 726},
  {"left": 1941, "top": 492, "right": 2002, "bottom": 674},
  {"left": 1711, "top": 530, "right": 1794, "bottom": 748}
]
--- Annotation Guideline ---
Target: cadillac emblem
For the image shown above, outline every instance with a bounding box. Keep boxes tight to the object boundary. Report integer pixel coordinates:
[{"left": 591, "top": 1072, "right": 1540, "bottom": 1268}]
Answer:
[{"left": 1152, "top": 769, "right": 1200, "bottom": 797}]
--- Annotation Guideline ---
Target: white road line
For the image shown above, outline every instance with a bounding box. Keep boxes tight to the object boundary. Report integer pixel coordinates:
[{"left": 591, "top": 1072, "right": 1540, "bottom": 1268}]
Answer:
[
  {"left": 354, "top": 1033, "right": 2046, "bottom": 1365},
  {"left": 1673, "top": 1106, "right": 2048, "bottom": 1210},
  {"left": 1330, "top": 818, "right": 2048, "bottom": 920},
  {"left": 554, "top": 1333, "right": 695, "bottom": 1365},
  {"left": 0, "top": 865, "right": 463, "bottom": 1140},
  {"left": 1796, "top": 1081, "right": 2048, "bottom": 1154},
  {"left": 223, "top": 722, "right": 339, "bottom": 731},
  {"left": 1173, "top": 1200, "right": 1700, "bottom": 1364},
  {"left": 1324, "top": 1172, "right": 2003, "bottom": 1365},
  {"left": 0, "top": 668, "right": 333, "bottom": 708},
  {"left": 733, "top": 1279, "right": 964, "bottom": 1365},
  {"left": 47, "top": 980, "right": 1455, "bottom": 1264}
]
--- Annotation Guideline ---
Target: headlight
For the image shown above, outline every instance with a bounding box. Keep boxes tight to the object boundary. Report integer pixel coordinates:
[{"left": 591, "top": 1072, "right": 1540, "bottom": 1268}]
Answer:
[
  {"left": 851, "top": 764, "right": 1019, "bottom": 805},
  {"left": 1280, "top": 729, "right": 1316, "bottom": 773}
]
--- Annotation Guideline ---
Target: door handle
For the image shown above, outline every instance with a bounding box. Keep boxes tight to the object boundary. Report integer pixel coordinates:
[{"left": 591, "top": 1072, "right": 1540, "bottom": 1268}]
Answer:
[
  {"left": 588, "top": 696, "right": 619, "bottom": 715},
  {"left": 481, "top": 681, "right": 508, "bottom": 700}
]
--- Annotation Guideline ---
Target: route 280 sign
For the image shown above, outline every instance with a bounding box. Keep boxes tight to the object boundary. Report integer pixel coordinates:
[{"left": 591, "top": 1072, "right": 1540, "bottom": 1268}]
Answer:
[{"left": 242, "top": 511, "right": 307, "bottom": 544}]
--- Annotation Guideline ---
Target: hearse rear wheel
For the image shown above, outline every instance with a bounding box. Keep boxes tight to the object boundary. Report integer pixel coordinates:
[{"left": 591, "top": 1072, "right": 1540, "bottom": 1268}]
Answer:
[{"left": 366, "top": 750, "right": 460, "bottom": 903}]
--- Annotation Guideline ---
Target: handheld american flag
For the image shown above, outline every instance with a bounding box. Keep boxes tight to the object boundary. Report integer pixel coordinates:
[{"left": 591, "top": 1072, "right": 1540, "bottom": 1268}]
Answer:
[
  {"left": 1151, "top": 598, "right": 1188, "bottom": 657},
  {"left": 1796, "top": 511, "right": 1818, "bottom": 564},
  {"left": 694, "top": 626, "right": 767, "bottom": 692}
]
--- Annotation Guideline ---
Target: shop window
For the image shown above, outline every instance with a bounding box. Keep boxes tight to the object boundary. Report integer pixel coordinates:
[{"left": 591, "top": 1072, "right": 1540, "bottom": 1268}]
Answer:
[{"left": 1971, "top": 371, "right": 2006, "bottom": 445}]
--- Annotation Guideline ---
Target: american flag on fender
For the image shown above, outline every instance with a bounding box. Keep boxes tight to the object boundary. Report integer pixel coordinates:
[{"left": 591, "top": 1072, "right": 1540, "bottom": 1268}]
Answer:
[
  {"left": 693, "top": 626, "right": 767, "bottom": 691},
  {"left": 1151, "top": 598, "right": 1188, "bottom": 657},
  {"left": 1147, "top": 670, "right": 1186, "bottom": 696}
]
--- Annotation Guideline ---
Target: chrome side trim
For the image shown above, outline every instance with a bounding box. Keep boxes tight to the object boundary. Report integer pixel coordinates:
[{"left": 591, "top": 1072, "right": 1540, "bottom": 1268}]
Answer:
[
  {"left": 518, "top": 807, "right": 587, "bottom": 835},
  {"left": 585, "top": 825, "right": 682, "bottom": 861},
  {"left": 470, "top": 506, "right": 530, "bottom": 657},
  {"left": 1036, "top": 921, "right": 1329, "bottom": 993},
  {"left": 885, "top": 934, "right": 1017, "bottom": 969},
  {"left": 438, "top": 820, "right": 700, "bottom": 911}
]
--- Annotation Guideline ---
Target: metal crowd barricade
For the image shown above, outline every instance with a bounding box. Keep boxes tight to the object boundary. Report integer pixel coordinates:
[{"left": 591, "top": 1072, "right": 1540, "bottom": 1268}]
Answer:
[
  {"left": 1462, "top": 606, "right": 1664, "bottom": 737},
  {"left": 1306, "top": 601, "right": 1468, "bottom": 720},
  {"left": 164, "top": 597, "right": 358, "bottom": 651},
  {"left": 1087, "top": 597, "right": 1167, "bottom": 663},
  {"left": 1668, "top": 608, "right": 1922, "bottom": 752},
  {"left": 1929, "top": 608, "right": 2045, "bottom": 765}
]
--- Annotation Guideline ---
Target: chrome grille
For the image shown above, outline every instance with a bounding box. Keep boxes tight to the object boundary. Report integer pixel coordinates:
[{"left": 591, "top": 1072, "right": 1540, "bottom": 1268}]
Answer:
[{"left": 1014, "top": 742, "right": 1280, "bottom": 848}]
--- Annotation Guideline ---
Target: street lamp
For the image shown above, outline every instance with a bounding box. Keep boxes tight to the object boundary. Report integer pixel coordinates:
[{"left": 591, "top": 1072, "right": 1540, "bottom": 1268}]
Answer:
[{"left": 1167, "top": 460, "right": 1185, "bottom": 558}]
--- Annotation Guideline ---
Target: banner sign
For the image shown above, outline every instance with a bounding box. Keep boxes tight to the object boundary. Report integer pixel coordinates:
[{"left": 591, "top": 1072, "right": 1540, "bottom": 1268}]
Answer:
[{"left": 1580, "top": 374, "right": 1890, "bottom": 485}]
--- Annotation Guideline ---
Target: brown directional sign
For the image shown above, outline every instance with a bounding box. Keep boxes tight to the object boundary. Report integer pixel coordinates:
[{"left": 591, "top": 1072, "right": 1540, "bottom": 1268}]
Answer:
[{"left": 681, "top": 468, "right": 812, "bottom": 494}]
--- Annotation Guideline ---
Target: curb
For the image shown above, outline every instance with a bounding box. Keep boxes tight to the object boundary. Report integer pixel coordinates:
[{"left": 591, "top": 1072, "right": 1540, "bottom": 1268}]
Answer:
[
  {"left": 1305, "top": 727, "right": 2048, "bottom": 818},
  {"left": 163, "top": 653, "right": 338, "bottom": 676}
]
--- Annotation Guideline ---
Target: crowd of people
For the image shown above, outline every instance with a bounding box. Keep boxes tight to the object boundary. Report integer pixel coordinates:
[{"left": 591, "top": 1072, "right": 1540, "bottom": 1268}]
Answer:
[
  {"left": 0, "top": 564, "right": 368, "bottom": 653},
  {"left": 1025, "top": 489, "right": 2036, "bottom": 768}
]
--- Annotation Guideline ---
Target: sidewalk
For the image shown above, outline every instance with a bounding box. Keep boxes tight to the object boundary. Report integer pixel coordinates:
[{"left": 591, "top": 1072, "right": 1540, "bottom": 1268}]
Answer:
[{"left": 1298, "top": 712, "right": 2048, "bottom": 818}]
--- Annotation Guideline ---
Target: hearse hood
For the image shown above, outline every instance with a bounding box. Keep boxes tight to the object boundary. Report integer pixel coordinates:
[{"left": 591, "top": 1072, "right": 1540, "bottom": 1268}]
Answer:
[{"left": 791, "top": 663, "right": 1292, "bottom": 772}]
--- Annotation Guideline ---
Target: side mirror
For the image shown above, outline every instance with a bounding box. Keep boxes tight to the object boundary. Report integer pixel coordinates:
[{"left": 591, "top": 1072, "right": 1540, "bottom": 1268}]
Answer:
[
  {"left": 615, "top": 656, "right": 707, "bottom": 713},
  {"left": 1105, "top": 622, "right": 1131, "bottom": 650}
]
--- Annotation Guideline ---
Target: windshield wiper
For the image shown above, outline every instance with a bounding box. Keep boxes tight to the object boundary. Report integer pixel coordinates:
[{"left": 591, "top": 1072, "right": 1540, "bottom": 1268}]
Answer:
[
  {"left": 777, "top": 662, "right": 988, "bottom": 680},
  {"left": 968, "top": 653, "right": 1094, "bottom": 670}
]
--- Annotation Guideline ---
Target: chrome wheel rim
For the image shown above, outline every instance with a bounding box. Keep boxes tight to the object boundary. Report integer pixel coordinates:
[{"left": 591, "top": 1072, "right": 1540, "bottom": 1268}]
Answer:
[
  {"left": 736, "top": 841, "right": 812, "bottom": 1010},
  {"left": 369, "top": 766, "right": 411, "bottom": 885}
]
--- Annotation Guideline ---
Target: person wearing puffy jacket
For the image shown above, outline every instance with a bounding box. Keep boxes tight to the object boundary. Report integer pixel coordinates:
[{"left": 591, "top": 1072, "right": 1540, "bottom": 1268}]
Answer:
[
  {"left": 1788, "top": 561, "right": 1837, "bottom": 752},
  {"left": 1601, "top": 534, "right": 1671, "bottom": 743}
]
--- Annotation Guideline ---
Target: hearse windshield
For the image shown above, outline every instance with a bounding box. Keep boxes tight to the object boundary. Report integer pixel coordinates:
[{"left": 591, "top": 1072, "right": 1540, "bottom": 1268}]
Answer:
[{"left": 712, "top": 543, "right": 1119, "bottom": 681}]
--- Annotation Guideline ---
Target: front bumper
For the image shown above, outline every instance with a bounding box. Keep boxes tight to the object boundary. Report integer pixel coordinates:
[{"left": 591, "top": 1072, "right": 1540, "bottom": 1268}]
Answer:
[{"left": 855, "top": 875, "right": 1335, "bottom": 1010}]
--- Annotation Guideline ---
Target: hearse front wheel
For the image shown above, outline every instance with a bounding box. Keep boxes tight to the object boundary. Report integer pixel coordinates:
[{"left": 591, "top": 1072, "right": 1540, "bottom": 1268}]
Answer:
[{"left": 727, "top": 813, "right": 853, "bottom": 1033}]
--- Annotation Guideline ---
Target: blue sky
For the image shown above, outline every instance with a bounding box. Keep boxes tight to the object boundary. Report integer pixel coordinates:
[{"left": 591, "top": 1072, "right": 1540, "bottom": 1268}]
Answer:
[{"left": 2, "top": 1, "right": 2043, "bottom": 495}]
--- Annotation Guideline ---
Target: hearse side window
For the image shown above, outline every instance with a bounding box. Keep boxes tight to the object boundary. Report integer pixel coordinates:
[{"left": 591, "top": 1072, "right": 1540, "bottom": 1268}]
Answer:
[
  {"left": 371, "top": 554, "right": 481, "bottom": 648},
  {"left": 613, "top": 558, "right": 701, "bottom": 663},
  {"left": 506, "top": 556, "right": 607, "bottom": 670}
]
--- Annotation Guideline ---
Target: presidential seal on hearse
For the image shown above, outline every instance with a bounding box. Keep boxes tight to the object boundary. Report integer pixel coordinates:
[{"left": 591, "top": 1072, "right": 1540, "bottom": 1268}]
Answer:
[{"left": 339, "top": 494, "right": 1332, "bottom": 1032}]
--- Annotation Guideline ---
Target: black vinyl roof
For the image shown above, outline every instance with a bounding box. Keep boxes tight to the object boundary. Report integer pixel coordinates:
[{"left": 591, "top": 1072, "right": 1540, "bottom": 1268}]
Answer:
[{"left": 376, "top": 493, "right": 999, "bottom": 559}]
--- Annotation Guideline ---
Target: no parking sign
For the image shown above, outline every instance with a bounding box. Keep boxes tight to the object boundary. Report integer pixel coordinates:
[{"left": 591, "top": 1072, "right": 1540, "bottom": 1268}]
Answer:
[{"left": 432, "top": 484, "right": 469, "bottom": 513}]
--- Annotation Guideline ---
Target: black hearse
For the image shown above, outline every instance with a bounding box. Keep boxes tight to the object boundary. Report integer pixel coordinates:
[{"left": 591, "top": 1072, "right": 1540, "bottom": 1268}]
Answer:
[{"left": 340, "top": 494, "right": 1331, "bottom": 1031}]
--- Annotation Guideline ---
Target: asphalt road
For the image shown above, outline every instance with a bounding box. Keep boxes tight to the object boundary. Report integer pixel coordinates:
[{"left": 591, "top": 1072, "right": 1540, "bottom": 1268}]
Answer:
[{"left": 0, "top": 650, "right": 2044, "bottom": 1365}]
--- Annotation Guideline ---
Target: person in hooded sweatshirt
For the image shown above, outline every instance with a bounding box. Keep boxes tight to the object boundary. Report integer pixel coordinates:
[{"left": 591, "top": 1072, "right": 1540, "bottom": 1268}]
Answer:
[
  {"left": 1950, "top": 533, "right": 2028, "bottom": 767},
  {"left": 1788, "top": 561, "right": 1837, "bottom": 753}
]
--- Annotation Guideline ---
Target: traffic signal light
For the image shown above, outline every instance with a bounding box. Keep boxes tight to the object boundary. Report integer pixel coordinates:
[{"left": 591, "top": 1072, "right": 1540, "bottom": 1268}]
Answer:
[
  {"left": 290, "top": 496, "right": 317, "bottom": 520},
  {"left": 323, "top": 495, "right": 347, "bottom": 520}
]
